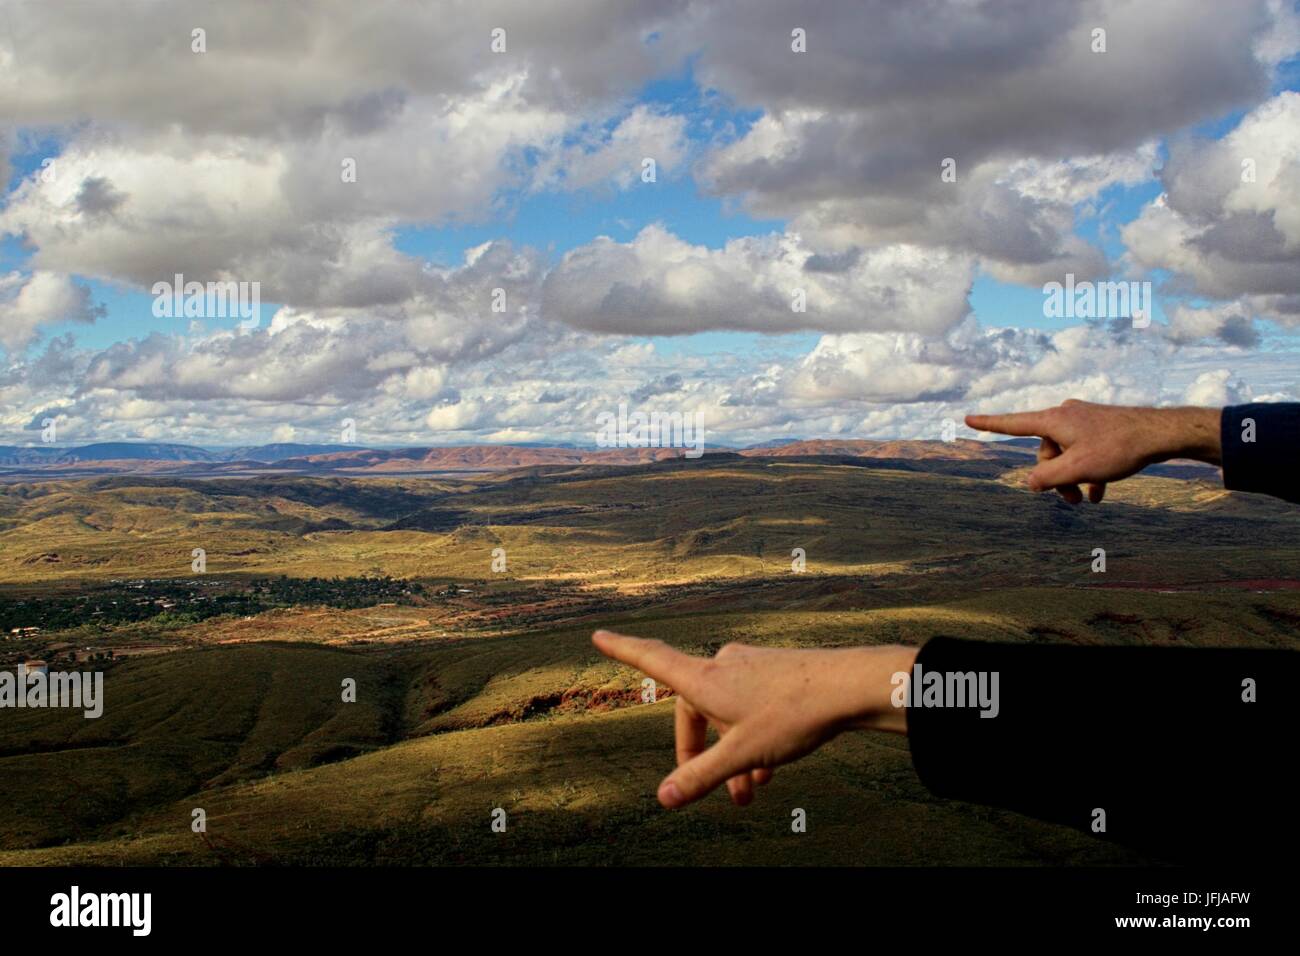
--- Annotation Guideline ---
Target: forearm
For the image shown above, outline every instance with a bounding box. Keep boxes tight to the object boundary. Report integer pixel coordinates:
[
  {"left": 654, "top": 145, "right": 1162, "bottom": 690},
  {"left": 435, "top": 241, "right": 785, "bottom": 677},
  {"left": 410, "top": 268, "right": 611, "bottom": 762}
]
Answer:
[
  {"left": 1147, "top": 405, "right": 1222, "bottom": 465},
  {"left": 838, "top": 644, "right": 917, "bottom": 735}
]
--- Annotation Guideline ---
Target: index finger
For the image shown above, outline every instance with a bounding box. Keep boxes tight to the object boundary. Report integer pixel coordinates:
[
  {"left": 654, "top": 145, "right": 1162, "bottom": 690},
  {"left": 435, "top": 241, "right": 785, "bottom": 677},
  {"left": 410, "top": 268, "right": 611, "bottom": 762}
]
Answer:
[
  {"left": 592, "top": 630, "right": 706, "bottom": 694},
  {"left": 965, "top": 410, "right": 1052, "bottom": 437}
]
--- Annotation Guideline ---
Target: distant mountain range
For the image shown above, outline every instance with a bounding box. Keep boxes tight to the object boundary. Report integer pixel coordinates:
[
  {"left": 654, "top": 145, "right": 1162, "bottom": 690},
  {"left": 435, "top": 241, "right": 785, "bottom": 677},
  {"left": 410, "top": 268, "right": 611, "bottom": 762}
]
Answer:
[
  {"left": 0, "top": 442, "right": 363, "bottom": 464},
  {"left": 0, "top": 436, "right": 1215, "bottom": 480},
  {"left": 0, "top": 437, "right": 1020, "bottom": 466},
  {"left": 735, "top": 437, "right": 1025, "bottom": 460}
]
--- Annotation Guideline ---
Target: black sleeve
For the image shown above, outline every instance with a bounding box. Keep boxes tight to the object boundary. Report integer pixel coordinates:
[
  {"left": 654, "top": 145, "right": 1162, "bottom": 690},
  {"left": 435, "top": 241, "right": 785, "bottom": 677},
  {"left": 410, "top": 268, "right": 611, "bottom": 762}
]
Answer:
[
  {"left": 1221, "top": 403, "right": 1300, "bottom": 503},
  {"left": 905, "top": 636, "right": 1297, "bottom": 863}
]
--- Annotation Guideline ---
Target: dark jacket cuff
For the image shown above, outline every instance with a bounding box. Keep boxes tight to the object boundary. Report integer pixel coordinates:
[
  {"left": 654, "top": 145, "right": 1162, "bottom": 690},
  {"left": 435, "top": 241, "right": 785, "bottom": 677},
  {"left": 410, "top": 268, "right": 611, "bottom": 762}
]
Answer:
[{"left": 1221, "top": 403, "right": 1300, "bottom": 503}]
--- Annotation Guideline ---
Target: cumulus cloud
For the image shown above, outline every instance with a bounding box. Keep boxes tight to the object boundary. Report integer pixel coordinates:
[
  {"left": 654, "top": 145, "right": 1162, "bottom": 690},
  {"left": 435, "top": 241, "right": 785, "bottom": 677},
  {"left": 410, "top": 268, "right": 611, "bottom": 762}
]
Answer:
[
  {"left": 543, "top": 225, "right": 974, "bottom": 335},
  {"left": 1124, "top": 92, "right": 1300, "bottom": 319},
  {"left": 1164, "top": 303, "right": 1262, "bottom": 348},
  {"left": 1183, "top": 369, "right": 1252, "bottom": 406},
  {"left": 0, "top": 0, "right": 1297, "bottom": 445},
  {"left": 0, "top": 2, "right": 684, "bottom": 315},
  {"left": 1, "top": 308, "right": 1285, "bottom": 448},
  {"left": 4, "top": 0, "right": 1290, "bottom": 325},
  {"left": 77, "top": 240, "right": 544, "bottom": 403},
  {"left": 786, "top": 318, "right": 1186, "bottom": 413},
  {"left": 0, "top": 271, "right": 104, "bottom": 351},
  {"left": 0, "top": 97, "right": 568, "bottom": 310},
  {"left": 0, "top": 0, "right": 677, "bottom": 134},
  {"left": 531, "top": 106, "right": 690, "bottom": 192},
  {"left": 789, "top": 327, "right": 985, "bottom": 405},
  {"left": 690, "top": 0, "right": 1290, "bottom": 272}
]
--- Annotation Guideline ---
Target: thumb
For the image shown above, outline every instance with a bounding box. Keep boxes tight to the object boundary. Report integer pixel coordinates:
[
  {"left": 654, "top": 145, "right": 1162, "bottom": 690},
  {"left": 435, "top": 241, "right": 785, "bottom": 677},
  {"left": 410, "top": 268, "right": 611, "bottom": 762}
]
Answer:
[
  {"left": 1028, "top": 449, "right": 1086, "bottom": 492},
  {"left": 659, "top": 724, "right": 759, "bottom": 808}
]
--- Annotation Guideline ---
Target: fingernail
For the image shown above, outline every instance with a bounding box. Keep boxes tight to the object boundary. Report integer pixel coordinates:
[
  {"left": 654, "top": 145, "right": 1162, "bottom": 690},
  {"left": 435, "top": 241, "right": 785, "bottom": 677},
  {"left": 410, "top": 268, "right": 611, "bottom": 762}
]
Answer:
[{"left": 658, "top": 780, "right": 683, "bottom": 807}]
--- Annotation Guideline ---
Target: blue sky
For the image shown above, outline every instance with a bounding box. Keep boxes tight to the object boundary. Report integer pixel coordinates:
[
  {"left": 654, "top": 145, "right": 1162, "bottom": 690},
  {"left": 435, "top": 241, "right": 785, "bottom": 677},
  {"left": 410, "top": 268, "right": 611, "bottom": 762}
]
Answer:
[
  {"left": 0, "top": 129, "right": 1185, "bottom": 352},
  {"left": 0, "top": 97, "right": 1265, "bottom": 352},
  {"left": 1, "top": 0, "right": 1298, "bottom": 447}
]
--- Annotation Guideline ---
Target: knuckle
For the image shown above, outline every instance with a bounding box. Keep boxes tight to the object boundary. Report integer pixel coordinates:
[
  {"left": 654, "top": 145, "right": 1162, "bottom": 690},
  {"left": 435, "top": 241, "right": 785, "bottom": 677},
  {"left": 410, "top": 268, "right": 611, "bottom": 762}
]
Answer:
[{"left": 715, "top": 641, "right": 757, "bottom": 663}]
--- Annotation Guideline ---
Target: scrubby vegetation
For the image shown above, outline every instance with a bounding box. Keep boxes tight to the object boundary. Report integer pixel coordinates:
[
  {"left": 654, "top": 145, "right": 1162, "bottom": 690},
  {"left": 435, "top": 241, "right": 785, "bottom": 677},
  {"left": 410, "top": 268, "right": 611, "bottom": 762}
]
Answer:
[
  {"left": 0, "top": 576, "right": 423, "bottom": 634},
  {"left": 2, "top": 456, "right": 1298, "bottom": 865}
]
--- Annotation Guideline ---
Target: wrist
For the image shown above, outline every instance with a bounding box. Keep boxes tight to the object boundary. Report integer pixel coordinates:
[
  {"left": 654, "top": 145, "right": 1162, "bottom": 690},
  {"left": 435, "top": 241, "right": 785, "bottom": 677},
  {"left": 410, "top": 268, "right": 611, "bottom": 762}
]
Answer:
[
  {"left": 1150, "top": 406, "right": 1223, "bottom": 465},
  {"left": 838, "top": 645, "right": 917, "bottom": 735}
]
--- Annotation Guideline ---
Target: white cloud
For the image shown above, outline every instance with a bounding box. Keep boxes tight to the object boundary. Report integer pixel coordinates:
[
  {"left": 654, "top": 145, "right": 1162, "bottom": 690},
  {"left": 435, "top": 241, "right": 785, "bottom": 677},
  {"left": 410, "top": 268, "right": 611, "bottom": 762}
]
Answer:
[
  {"left": 543, "top": 225, "right": 974, "bottom": 336},
  {"left": 690, "top": 0, "right": 1293, "bottom": 275},
  {"left": 1183, "top": 369, "right": 1252, "bottom": 406},
  {"left": 531, "top": 106, "right": 689, "bottom": 192},
  {"left": 1163, "top": 302, "right": 1261, "bottom": 347},
  {"left": 76, "top": 240, "right": 543, "bottom": 403},
  {"left": 1124, "top": 93, "right": 1300, "bottom": 319},
  {"left": 1, "top": 0, "right": 1297, "bottom": 446},
  {"left": 0, "top": 271, "right": 104, "bottom": 351}
]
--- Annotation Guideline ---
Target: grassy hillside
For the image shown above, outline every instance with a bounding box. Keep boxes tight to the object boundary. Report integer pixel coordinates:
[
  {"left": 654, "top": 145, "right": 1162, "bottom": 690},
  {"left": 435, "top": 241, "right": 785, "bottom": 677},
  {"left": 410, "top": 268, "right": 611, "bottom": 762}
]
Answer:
[
  {"left": 2, "top": 456, "right": 1297, "bottom": 865},
  {"left": 2, "top": 458, "right": 1296, "bottom": 587},
  {"left": 3, "top": 587, "right": 1298, "bottom": 864}
]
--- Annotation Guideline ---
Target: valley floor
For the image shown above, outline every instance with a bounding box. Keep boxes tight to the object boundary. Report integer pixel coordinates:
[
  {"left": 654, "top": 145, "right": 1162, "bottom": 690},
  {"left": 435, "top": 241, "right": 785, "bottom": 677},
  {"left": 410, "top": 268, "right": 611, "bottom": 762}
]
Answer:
[{"left": 2, "top": 458, "right": 1296, "bottom": 865}]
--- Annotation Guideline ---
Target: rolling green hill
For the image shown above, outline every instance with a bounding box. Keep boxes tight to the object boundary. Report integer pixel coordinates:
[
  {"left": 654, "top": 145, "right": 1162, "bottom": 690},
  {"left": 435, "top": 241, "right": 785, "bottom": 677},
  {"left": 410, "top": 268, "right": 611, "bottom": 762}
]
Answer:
[
  {"left": 2, "top": 456, "right": 1297, "bottom": 865},
  {"left": 1, "top": 457, "right": 1296, "bottom": 587}
]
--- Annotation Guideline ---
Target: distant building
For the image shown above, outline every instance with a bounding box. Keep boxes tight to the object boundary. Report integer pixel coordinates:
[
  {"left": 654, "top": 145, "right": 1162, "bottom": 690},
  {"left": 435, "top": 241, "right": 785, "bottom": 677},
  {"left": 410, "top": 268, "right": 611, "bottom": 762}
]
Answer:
[{"left": 19, "top": 660, "right": 49, "bottom": 678}]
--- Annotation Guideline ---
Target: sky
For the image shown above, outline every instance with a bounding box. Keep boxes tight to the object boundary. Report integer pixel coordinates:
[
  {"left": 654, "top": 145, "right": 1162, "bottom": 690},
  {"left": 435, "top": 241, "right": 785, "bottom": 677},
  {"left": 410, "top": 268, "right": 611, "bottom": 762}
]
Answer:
[{"left": 1, "top": 0, "right": 1298, "bottom": 449}]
